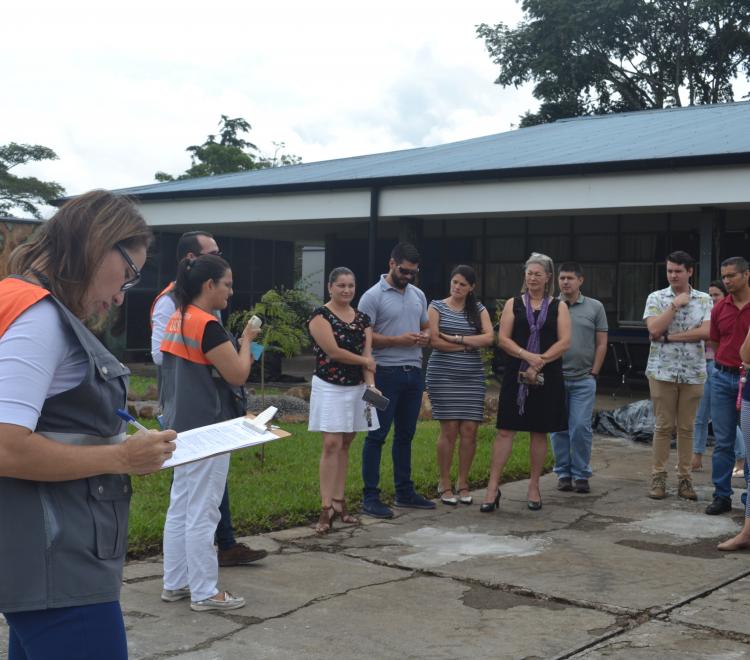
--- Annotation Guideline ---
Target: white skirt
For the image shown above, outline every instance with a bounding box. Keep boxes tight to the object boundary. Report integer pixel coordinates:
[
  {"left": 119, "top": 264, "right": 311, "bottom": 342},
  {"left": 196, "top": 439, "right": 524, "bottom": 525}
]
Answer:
[{"left": 308, "top": 375, "right": 380, "bottom": 433}]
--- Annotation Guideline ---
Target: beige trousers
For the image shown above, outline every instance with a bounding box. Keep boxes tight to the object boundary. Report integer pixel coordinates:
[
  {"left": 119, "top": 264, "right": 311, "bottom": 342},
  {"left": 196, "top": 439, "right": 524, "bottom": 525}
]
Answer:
[{"left": 648, "top": 377, "right": 705, "bottom": 479}]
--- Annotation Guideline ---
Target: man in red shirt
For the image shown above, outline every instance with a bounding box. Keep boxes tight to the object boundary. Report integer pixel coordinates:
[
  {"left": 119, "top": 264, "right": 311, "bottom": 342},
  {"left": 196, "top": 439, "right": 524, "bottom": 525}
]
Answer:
[{"left": 706, "top": 256, "right": 750, "bottom": 515}]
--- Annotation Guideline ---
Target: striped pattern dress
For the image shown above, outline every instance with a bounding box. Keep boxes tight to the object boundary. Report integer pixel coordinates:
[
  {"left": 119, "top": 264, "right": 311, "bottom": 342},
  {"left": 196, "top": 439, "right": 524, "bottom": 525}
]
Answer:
[{"left": 426, "top": 299, "right": 486, "bottom": 421}]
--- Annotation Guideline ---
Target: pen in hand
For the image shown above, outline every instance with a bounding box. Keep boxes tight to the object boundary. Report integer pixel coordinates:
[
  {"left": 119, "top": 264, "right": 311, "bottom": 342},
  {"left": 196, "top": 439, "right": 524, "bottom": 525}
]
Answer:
[{"left": 115, "top": 408, "right": 150, "bottom": 433}]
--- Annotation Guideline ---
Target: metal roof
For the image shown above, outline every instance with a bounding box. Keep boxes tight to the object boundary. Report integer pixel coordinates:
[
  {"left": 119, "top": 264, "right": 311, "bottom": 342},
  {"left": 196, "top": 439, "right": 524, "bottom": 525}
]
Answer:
[{"left": 116, "top": 101, "right": 750, "bottom": 201}]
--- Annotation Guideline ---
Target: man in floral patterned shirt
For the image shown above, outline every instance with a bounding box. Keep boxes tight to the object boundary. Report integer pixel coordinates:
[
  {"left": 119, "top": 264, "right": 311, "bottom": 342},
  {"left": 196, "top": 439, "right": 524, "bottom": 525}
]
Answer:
[{"left": 643, "top": 251, "right": 712, "bottom": 501}]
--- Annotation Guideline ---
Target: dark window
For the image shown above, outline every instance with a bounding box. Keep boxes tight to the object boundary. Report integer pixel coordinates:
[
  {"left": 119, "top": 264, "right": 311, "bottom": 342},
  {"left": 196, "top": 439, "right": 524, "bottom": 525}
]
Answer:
[
  {"left": 580, "top": 264, "right": 616, "bottom": 312},
  {"left": 575, "top": 235, "right": 617, "bottom": 261},
  {"left": 618, "top": 264, "right": 653, "bottom": 324},
  {"left": 528, "top": 235, "right": 571, "bottom": 261},
  {"left": 487, "top": 236, "right": 525, "bottom": 261}
]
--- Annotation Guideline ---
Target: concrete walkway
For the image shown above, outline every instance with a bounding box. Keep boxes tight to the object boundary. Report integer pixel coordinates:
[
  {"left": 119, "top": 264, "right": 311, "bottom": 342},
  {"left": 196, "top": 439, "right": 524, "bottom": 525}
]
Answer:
[{"left": 3, "top": 435, "right": 750, "bottom": 659}]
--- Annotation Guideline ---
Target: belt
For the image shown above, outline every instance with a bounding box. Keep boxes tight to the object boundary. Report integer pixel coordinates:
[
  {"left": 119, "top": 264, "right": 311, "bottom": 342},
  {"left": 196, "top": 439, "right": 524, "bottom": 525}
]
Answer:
[
  {"left": 379, "top": 365, "right": 420, "bottom": 371},
  {"left": 715, "top": 363, "right": 740, "bottom": 375}
]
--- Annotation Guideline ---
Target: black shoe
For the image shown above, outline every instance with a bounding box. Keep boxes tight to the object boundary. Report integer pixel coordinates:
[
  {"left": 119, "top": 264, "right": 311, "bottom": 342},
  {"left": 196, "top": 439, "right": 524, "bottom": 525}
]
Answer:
[
  {"left": 393, "top": 493, "right": 436, "bottom": 510},
  {"left": 527, "top": 499, "right": 542, "bottom": 511},
  {"left": 705, "top": 496, "right": 732, "bottom": 515},
  {"left": 362, "top": 500, "right": 394, "bottom": 519},
  {"left": 574, "top": 479, "right": 590, "bottom": 494},
  {"left": 557, "top": 477, "right": 573, "bottom": 492},
  {"left": 480, "top": 488, "right": 501, "bottom": 513}
]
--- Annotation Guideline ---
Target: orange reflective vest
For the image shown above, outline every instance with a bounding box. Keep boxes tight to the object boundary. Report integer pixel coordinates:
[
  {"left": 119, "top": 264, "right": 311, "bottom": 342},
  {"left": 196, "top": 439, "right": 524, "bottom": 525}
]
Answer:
[
  {"left": 149, "top": 281, "right": 176, "bottom": 329},
  {"left": 0, "top": 277, "right": 51, "bottom": 337},
  {"left": 160, "top": 304, "right": 214, "bottom": 365}
]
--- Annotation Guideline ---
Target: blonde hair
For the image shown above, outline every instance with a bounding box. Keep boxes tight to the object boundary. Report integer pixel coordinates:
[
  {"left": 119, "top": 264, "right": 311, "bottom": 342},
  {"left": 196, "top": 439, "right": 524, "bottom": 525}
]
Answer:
[
  {"left": 521, "top": 252, "right": 555, "bottom": 297},
  {"left": 9, "top": 189, "right": 152, "bottom": 319}
]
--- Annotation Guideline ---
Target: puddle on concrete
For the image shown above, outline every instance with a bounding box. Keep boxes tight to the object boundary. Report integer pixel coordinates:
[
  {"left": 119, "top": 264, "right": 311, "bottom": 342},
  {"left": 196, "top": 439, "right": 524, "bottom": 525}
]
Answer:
[
  {"left": 617, "top": 511, "right": 739, "bottom": 540},
  {"left": 392, "top": 526, "right": 548, "bottom": 569},
  {"left": 569, "top": 513, "right": 633, "bottom": 532},
  {"left": 461, "top": 584, "right": 564, "bottom": 612},
  {"left": 616, "top": 538, "right": 726, "bottom": 559}
]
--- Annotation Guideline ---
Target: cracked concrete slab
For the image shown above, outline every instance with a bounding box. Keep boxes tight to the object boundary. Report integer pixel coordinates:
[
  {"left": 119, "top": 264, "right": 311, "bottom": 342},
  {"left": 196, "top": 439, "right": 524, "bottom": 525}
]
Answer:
[
  {"left": 121, "top": 550, "right": 407, "bottom": 624},
  {"left": 575, "top": 620, "right": 750, "bottom": 658},
  {"left": 669, "top": 575, "right": 750, "bottom": 639},
  {"left": 158, "top": 575, "right": 619, "bottom": 660},
  {"left": 317, "top": 440, "right": 747, "bottom": 614},
  {"left": 3, "top": 435, "right": 750, "bottom": 659}
]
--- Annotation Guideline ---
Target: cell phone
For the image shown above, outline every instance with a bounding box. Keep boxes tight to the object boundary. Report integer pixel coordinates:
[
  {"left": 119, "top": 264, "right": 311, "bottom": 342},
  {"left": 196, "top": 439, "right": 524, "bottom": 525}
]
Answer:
[{"left": 362, "top": 388, "right": 390, "bottom": 411}]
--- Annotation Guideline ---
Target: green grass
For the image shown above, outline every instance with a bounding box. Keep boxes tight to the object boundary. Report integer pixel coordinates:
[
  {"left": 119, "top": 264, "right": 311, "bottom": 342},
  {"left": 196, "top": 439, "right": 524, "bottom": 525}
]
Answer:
[
  {"left": 128, "top": 375, "right": 156, "bottom": 398},
  {"left": 127, "top": 420, "right": 553, "bottom": 557},
  {"left": 128, "top": 375, "right": 285, "bottom": 399}
]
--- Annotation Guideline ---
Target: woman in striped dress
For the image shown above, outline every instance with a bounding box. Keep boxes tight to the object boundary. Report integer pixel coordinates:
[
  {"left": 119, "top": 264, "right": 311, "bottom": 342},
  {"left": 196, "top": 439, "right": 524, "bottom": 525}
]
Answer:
[{"left": 426, "top": 265, "right": 494, "bottom": 505}]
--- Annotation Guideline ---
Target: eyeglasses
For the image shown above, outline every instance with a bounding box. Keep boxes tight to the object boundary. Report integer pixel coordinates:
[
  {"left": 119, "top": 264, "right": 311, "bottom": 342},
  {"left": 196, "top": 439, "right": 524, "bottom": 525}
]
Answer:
[
  {"left": 115, "top": 243, "right": 142, "bottom": 291},
  {"left": 203, "top": 250, "right": 223, "bottom": 257},
  {"left": 397, "top": 266, "right": 419, "bottom": 277}
]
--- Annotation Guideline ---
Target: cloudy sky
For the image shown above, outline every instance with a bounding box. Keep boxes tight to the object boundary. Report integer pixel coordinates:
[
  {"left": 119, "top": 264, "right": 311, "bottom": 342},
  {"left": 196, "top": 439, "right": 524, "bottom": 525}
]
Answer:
[{"left": 3, "top": 0, "right": 534, "bottom": 215}]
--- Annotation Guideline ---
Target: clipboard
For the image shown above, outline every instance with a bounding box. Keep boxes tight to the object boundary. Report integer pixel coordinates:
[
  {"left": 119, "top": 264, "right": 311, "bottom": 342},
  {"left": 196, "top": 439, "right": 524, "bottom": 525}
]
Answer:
[{"left": 161, "top": 407, "right": 291, "bottom": 469}]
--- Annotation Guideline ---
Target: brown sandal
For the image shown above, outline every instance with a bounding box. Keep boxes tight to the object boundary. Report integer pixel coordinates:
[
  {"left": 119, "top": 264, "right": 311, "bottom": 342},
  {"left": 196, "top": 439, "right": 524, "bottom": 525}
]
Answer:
[
  {"left": 314, "top": 505, "right": 334, "bottom": 535},
  {"left": 332, "top": 498, "right": 360, "bottom": 525}
]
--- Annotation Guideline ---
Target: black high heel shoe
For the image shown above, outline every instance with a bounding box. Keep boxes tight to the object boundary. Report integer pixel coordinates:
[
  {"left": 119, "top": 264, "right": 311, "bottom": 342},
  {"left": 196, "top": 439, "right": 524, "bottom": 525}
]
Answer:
[{"left": 480, "top": 488, "right": 501, "bottom": 513}]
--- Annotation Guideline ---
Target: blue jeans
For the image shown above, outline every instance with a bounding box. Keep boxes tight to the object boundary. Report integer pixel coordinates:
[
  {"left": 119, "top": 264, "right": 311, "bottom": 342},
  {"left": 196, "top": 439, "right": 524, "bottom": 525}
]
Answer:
[
  {"left": 362, "top": 366, "right": 423, "bottom": 502},
  {"left": 693, "top": 360, "right": 745, "bottom": 459},
  {"left": 710, "top": 367, "right": 741, "bottom": 499},
  {"left": 215, "top": 482, "right": 236, "bottom": 551},
  {"left": 5, "top": 602, "right": 127, "bottom": 660},
  {"left": 551, "top": 376, "right": 596, "bottom": 481}
]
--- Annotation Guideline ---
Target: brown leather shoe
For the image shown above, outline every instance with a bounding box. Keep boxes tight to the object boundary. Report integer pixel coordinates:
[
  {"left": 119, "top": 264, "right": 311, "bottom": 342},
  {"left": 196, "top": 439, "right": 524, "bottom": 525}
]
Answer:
[
  {"left": 677, "top": 478, "right": 697, "bottom": 501},
  {"left": 648, "top": 473, "right": 667, "bottom": 499},
  {"left": 218, "top": 543, "right": 267, "bottom": 566}
]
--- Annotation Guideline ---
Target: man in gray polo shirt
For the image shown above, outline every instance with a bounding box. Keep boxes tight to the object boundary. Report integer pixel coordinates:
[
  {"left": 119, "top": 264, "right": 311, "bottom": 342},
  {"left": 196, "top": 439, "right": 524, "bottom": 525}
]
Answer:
[
  {"left": 357, "top": 242, "right": 435, "bottom": 518},
  {"left": 551, "top": 262, "right": 608, "bottom": 494}
]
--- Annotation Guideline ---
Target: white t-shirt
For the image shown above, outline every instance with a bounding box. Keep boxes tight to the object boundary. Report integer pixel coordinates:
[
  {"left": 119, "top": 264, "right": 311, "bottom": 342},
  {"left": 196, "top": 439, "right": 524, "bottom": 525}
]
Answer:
[
  {"left": 150, "top": 293, "right": 176, "bottom": 366},
  {"left": 0, "top": 299, "right": 88, "bottom": 431}
]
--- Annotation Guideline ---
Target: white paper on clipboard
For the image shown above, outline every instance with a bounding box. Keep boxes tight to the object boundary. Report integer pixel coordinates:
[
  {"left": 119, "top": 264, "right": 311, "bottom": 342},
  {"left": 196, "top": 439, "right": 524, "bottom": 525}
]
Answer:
[{"left": 161, "top": 407, "right": 287, "bottom": 469}]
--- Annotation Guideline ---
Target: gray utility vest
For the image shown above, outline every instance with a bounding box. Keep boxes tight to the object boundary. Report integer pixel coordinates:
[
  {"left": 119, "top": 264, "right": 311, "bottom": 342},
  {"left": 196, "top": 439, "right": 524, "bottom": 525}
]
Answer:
[
  {"left": 161, "top": 327, "right": 247, "bottom": 434},
  {"left": 0, "top": 291, "right": 131, "bottom": 613}
]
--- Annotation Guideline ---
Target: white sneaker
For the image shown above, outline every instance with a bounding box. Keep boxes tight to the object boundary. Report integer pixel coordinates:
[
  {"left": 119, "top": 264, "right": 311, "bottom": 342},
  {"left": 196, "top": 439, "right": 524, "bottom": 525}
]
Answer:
[
  {"left": 190, "top": 591, "right": 245, "bottom": 612},
  {"left": 161, "top": 586, "right": 190, "bottom": 602}
]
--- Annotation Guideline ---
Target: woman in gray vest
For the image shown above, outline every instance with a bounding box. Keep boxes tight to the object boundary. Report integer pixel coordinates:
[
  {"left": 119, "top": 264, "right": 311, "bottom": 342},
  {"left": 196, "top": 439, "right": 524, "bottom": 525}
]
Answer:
[
  {"left": 160, "top": 254, "right": 260, "bottom": 611},
  {"left": 0, "top": 190, "right": 177, "bottom": 660}
]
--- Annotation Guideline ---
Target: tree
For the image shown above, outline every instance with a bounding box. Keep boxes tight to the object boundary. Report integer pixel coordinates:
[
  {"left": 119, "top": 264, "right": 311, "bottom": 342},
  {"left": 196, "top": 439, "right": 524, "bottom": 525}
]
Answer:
[
  {"left": 477, "top": 0, "right": 750, "bottom": 127},
  {"left": 155, "top": 115, "right": 301, "bottom": 181},
  {"left": 0, "top": 143, "right": 66, "bottom": 218}
]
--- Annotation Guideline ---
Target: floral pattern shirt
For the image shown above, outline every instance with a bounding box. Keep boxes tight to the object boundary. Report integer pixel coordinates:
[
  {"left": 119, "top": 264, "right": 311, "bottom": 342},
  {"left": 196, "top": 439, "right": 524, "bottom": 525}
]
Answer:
[
  {"left": 642, "top": 286, "right": 712, "bottom": 384},
  {"left": 309, "top": 306, "right": 371, "bottom": 386}
]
